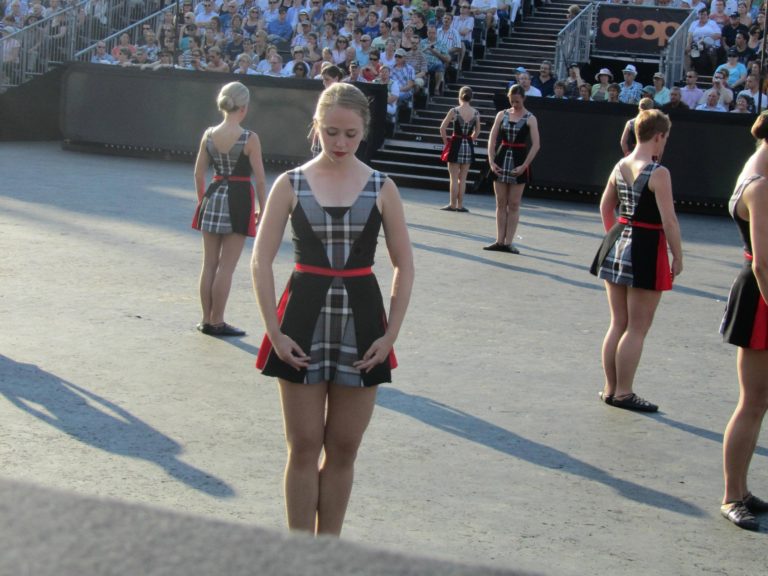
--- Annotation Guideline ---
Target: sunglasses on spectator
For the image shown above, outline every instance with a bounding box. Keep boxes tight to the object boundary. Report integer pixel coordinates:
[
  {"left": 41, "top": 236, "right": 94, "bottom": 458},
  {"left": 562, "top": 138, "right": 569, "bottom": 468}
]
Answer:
[
  {"left": 369, "top": 56, "right": 379, "bottom": 60},
  {"left": 395, "top": 54, "right": 403, "bottom": 58}
]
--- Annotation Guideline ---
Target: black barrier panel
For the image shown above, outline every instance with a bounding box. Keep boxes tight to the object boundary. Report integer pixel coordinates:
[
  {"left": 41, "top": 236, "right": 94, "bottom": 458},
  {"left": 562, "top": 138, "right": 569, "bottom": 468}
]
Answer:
[
  {"left": 595, "top": 5, "right": 689, "bottom": 56},
  {"left": 60, "top": 63, "right": 387, "bottom": 162},
  {"left": 493, "top": 96, "right": 755, "bottom": 205}
]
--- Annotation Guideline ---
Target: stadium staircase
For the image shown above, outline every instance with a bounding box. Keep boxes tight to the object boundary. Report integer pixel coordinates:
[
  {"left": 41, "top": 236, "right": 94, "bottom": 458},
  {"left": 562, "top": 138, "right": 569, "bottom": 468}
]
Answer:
[{"left": 369, "top": 0, "right": 590, "bottom": 191}]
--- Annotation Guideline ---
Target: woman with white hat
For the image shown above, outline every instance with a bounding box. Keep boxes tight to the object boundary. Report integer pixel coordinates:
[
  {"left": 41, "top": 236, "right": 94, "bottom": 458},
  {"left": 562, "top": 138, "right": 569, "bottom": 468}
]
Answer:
[{"left": 591, "top": 68, "right": 613, "bottom": 102}]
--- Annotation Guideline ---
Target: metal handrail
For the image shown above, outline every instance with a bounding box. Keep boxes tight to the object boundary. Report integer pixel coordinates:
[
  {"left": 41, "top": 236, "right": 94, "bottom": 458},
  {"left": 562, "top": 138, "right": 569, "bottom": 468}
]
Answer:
[
  {"left": 658, "top": 9, "right": 697, "bottom": 87},
  {"left": 0, "top": 0, "right": 173, "bottom": 91},
  {"left": 554, "top": 2, "right": 595, "bottom": 81}
]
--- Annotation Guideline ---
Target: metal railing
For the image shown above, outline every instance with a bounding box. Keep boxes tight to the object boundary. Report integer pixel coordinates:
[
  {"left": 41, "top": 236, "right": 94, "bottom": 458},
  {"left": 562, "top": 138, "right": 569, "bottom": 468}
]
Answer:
[
  {"left": 658, "top": 9, "right": 697, "bottom": 87},
  {"left": 553, "top": 2, "right": 595, "bottom": 81},
  {"left": 0, "top": 0, "right": 173, "bottom": 91}
]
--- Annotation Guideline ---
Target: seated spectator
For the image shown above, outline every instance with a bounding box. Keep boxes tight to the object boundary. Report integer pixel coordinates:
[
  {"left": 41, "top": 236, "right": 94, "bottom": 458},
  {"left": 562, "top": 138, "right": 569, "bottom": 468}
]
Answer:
[
  {"left": 115, "top": 47, "right": 134, "bottom": 68},
  {"left": 144, "top": 50, "right": 175, "bottom": 71},
  {"left": 256, "top": 44, "right": 279, "bottom": 74},
  {"left": 701, "top": 69, "right": 735, "bottom": 108},
  {"left": 91, "top": 41, "right": 114, "bottom": 64},
  {"left": 195, "top": 1, "right": 219, "bottom": 29},
  {"left": 517, "top": 71, "right": 542, "bottom": 97},
  {"left": 362, "top": 10, "right": 380, "bottom": 38},
  {"left": 205, "top": 46, "right": 230, "bottom": 72},
  {"left": 717, "top": 48, "right": 749, "bottom": 90},
  {"left": 686, "top": 8, "right": 722, "bottom": 75},
  {"left": 263, "top": 0, "right": 282, "bottom": 25},
  {"left": 375, "top": 63, "right": 400, "bottom": 119},
  {"left": 747, "top": 25, "right": 762, "bottom": 53},
  {"left": 228, "top": 16, "right": 244, "bottom": 42},
  {"left": 361, "top": 49, "right": 381, "bottom": 81},
  {"left": 471, "top": 0, "right": 499, "bottom": 39},
  {"left": 370, "top": 0, "right": 389, "bottom": 21},
  {"left": 403, "top": 42, "right": 429, "bottom": 96},
  {"left": 696, "top": 90, "right": 728, "bottom": 111},
  {"left": 304, "top": 32, "right": 322, "bottom": 64},
  {"left": 578, "top": 82, "right": 591, "bottom": 101},
  {"left": 370, "top": 18, "right": 392, "bottom": 51},
  {"left": 111, "top": 33, "right": 136, "bottom": 60},
  {"left": 292, "top": 61, "right": 308, "bottom": 79},
  {"left": 732, "top": 30, "right": 756, "bottom": 64},
  {"left": 532, "top": 60, "right": 556, "bottom": 98},
  {"left": 738, "top": 1, "right": 753, "bottom": 27},
  {"left": 320, "top": 63, "right": 344, "bottom": 85},
  {"left": 234, "top": 52, "right": 258, "bottom": 75},
  {"left": 319, "top": 22, "right": 337, "bottom": 51},
  {"left": 379, "top": 38, "right": 397, "bottom": 68},
  {"left": 452, "top": 3, "right": 474, "bottom": 68},
  {"left": 738, "top": 73, "right": 768, "bottom": 109},
  {"left": 591, "top": 68, "right": 612, "bottom": 101},
  {"left": 132, "top": 47, "right": 151, "bottom": 67},
  {"left": 548, "top": 80, "right": 567, "bottom": 99},
  {"left": 651, "top": 72, "right": 670, "bottom": 106},
  {"left": 292, "top": 20, "right": 313, "bottom": 48},
  {"left": 343, "top": 59, "right": 367, "bottom": 82},
  {"left": 340, "top": 11, "right": 358, "bottom": 39},
  {"left": 283, "top": 45, "right": 311, "bottom": 75},
  {"left": 731, "top": 93, "right": 754, "bottom": 112},
  {"left": 400, "top": 23, "right": 420, "bottom": 52},
  {"left": 311, "top": 46, "right": 334, "bottom": 76},
  {"left": 392, "top": 47, "right": 416, "bottom": 102},
  {"left": 421, "top": 24, "right": 451, "bottom": 96},
  {"left": 410, "top": 11, "right": 428, "bottom": 40},
  {"left": 710, "top": 0, "right": 730, "bottom": 27},
  {"left": 205, "top": 16, "right": 226, "bottom": 46},
  {"left": 607, "top": 83, "right": 620, "bottom": 103},
  {"left": 681, "top": 69, "right": 705, "bottom": 108},
  {"left": 243, "top": 6, "right": 261, "bottom": 37},
  {"left": 140, "top": 30, "right": 160, "bottom": 63},
  {"left": 331, "top": 34, "right": 350, "bottom": 64},
  {"left": 564, "top": 62, "right": 585, "bottom": 99},
  {"left": 660, "top": 87, "right": 690, "bottom": 112},
  {"left": 267, "top": 7, "right": 293, "bottom": 46},
  {"left": 437, "top": 12, "right": 462, "bottom": 69},
  {"left": 354, "top": 2, "right": 370, "bottom": 29},
  {"left": 224, "top": 29, "right": 246, "bottom": 64},
  {"left": 356, "top": 33, "right": 373, "bottom": 64},
  {"left": 618, "top": 64, "right": 643, "bottom": 104},
  {"left": 722, "top": 11, "right": 749, "bottom": 52},
  {"left": 262, "top": 52, "right": 285, "bottom": 76},
  {"left": 179, "top": 22, "right": 200, "bottom": 52},
  {"left": 219, "top": 1, "right": 239, "bottom": 35}
]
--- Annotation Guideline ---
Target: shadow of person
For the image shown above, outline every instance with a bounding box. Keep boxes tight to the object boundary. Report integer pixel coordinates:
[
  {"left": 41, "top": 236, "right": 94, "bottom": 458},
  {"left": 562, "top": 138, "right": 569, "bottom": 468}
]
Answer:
[
  {"left": 377, "top": 388, "right": 704, "bottom": 517},
  {"left": 0, "top": 355, "right": 234, "bottom": 498}
]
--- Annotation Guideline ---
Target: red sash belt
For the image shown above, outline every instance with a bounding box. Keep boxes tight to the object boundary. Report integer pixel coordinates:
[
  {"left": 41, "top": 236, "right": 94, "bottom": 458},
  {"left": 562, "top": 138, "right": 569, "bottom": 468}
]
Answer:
[
  {"left": 501, "top": 141, "right": 526, "bottom": 148},
  {"left": 451, "top": 134, "right": 472, "bottom": 140},
  {"left": 618, "top": 216, "right": 663, "bottom": 230},
  {"left": 295, "top": 264, "right": 373, "bottom": 277},
  {"left": 213, "top": 175, "right": 251, "bottom": 182},
  {"left": 745, "top": 251, "right": 754, "bottom": 261}
]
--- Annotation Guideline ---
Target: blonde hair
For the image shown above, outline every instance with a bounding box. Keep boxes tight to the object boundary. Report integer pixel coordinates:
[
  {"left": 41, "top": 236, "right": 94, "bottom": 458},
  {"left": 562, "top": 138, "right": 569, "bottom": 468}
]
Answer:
[
  {"left": 314, "top": 82, "right": 370, "bottom": 136},
  {"left": 217, "top": 81, "right": 250, "bottom": 113},
  {"left": 638, "top": 97, "right": 655, "bottom": 111}
]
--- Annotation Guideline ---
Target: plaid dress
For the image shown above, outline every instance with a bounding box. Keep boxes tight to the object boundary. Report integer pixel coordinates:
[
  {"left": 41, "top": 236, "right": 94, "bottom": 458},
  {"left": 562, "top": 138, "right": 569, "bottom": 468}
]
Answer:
[
  {"left": 495, "top": 110, "right": 532, "bottom": 184},
  {"left": 257, "top": 168, "right": 393, "bottom": 387},
  {"left": 192, "top": 129, "right": 256, "bottom": 237},
  {"left": 443, "top": 107, "right": 478, "bottom": 165},
  {"left": 590, "top": 162, "right": 672, "bottom": 291},
  {"left": 721, "top": 175, "right": 768, "bottom": 349}
]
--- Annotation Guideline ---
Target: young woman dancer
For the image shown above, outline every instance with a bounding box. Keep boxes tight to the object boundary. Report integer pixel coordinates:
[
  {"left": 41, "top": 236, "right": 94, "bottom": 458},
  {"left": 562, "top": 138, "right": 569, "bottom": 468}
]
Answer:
[
  {"left": 590, "top": 109, "right": 683, "bottom": 412},
  {"left": 252, "top": 83, "right": 414, "bottom": 535},
  {"left": 439, "top": 86, "right": 481, "bottom": 212},
  {"left": 193, "top": 82, "right": 266, "bottom": 336},
  {"left": 485, "top": 84, "right": 540, "bottom": 253},
  {"left": 719, "top": 112, "right": 768, "bottom": 531}
]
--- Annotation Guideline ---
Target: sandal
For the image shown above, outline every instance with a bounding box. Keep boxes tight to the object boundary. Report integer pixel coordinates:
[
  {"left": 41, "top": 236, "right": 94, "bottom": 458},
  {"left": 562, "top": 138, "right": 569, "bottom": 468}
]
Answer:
[
  {"left": 207, "top": 323, "right": 246, "bottom": 337},
  {"left": 610, "top": 393, "right": 658, "bottom": 413},
  {"left": 599, "top": 391, "right": 614, "bottom": 405},
  {"left": 483, "top": 242, "right": 505, "bottom": 251},
  {"left": 721, "top": 501, "right": 760, "bottom": 531},
  {"left": 744, "top": 492, "right": 768, "bottom": 514}
]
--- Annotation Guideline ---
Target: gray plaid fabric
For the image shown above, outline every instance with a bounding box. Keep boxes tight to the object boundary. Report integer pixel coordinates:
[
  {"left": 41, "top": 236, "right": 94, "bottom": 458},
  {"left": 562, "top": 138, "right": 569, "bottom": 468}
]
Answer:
[
  {"left": 451, "top": 107, "right": 477, "bottom": 165},
  {"left": 596, "top": 164, "right": 654, "bottom": 286},
  {"left": 497, "top": 110, "right": 531, "bottom": 184},
  {"left": 292, "top": 169, "right": 384, "bottom": 387},
  {"left": 198, "top": 130, "right": 248, "bottom": 234}
]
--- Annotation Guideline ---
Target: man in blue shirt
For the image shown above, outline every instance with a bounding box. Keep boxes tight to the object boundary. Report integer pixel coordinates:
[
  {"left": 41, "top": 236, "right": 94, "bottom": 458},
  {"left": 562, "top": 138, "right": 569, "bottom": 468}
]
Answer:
[
  {"left": 618, "top": 64, "right": 643, "bottom": 105},
  {"left": 268, "top": 6, "right": 294, "bottom": 45}
]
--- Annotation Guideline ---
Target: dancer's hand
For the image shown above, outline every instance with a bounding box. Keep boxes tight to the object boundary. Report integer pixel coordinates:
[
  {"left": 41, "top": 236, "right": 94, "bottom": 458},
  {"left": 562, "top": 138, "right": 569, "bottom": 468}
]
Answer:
[
  {"left": 671, "top": 256, "right": 683, "bottom": 278},
  {"left": 354, "top": 336, "right": 394, "bottom": 373},
  {"left": 272, "top": 333, "right": 310, "bottom": 370}
]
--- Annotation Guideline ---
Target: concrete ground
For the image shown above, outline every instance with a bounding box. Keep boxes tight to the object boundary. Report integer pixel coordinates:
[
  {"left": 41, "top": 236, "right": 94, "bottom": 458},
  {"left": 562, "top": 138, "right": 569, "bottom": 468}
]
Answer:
[{"left": 0, "top": 142, "right": 765, "bottom": 575}]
